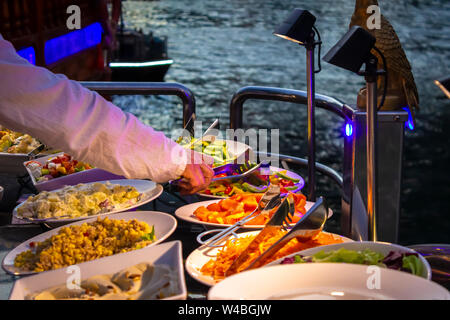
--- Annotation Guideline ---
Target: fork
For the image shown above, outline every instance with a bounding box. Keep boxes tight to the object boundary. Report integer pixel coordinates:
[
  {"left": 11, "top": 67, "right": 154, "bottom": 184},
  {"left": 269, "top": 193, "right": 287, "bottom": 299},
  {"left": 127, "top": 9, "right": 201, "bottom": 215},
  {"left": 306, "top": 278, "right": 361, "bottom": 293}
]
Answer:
[
  {"left": 224, "top": 194, "right": 296, "bottom": 276},
  {"left": 19, "top": 214, "right": 72, "bottom": 222},
  {"left": 196, "top": 184, "right": 281, "bottom": 248},
  {"left": 242, "top": 197, "right": 328, "bottom": 271}
]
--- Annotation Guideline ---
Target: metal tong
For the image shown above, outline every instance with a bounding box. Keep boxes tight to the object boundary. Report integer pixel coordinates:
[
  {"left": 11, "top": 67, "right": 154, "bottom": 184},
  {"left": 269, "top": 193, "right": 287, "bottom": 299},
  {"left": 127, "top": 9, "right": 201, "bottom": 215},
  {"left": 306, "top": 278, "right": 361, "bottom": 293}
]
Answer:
[
  {"left": 196, "top": 184, "right": 281, "bottom": 249},
  {"left": 224, "top": 194, "right": 296, "bottom": 276},
  {"left": 27, "top": 144, "right": 45, "bottom": 159},
  {"left": 211, "top": 160, "right": 266, "bottom": 182},
  {"left": 177, "top": 115, "right": 219, "bottom": 145},
  {"left": 241, "top": 197, "right": 328, "bottom": 272}
]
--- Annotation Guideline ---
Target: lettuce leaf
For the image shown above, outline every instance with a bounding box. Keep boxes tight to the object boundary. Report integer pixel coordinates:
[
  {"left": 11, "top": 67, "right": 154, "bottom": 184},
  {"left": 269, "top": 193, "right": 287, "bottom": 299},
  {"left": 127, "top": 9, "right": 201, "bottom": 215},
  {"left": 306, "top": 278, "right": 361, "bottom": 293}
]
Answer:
[
  {"left": 402, "top": 254, "right": 423, "bottom": 276},
  {"left": 311, "top": 248, "right": 384, "bottom": 265}
]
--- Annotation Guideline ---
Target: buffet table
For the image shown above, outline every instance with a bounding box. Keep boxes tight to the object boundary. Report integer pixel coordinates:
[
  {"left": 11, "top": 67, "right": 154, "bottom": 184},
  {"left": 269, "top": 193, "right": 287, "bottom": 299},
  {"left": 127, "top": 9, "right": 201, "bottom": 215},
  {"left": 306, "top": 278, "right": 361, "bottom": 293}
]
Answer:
[
  {"left": 1, "top": 188, "right": 448, "bottom": 300},
  {"left": 0, "top": 191, "right": 211, "bottom": 300}
]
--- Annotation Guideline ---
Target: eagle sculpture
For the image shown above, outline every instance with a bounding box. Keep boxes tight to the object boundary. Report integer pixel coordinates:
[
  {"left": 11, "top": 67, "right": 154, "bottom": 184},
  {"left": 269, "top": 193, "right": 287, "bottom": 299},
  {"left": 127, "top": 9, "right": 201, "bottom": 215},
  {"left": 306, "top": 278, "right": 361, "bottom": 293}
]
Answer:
[{"left": 350, "top": 0, "right": 419, "bottom": 122}]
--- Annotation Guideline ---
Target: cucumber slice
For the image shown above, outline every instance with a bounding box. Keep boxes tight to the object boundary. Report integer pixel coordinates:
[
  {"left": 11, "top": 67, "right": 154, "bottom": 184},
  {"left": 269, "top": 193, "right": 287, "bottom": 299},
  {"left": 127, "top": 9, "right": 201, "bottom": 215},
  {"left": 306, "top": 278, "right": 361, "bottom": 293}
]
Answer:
[
  {"left": 276, "top": 171, "right": 300, "bottom": 183},
  {"left": 242, "top": 183, "right": 268, "bottom": 193}
]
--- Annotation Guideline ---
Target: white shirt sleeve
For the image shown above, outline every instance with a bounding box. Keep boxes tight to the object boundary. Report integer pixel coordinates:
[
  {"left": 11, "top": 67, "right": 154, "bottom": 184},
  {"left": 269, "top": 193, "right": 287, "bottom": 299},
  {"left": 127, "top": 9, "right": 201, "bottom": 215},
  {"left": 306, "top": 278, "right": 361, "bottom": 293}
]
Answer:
[{"left": 0, "top": 35, "right": 187, "bottom": 183}]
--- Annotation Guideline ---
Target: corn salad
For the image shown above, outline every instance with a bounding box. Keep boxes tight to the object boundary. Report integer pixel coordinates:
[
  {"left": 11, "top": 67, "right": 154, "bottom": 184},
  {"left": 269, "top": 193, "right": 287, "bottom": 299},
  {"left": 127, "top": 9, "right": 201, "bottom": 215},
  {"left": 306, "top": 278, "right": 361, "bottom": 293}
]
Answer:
[{"left": 14, "top": 217, "right": 156, "bottom": 272}]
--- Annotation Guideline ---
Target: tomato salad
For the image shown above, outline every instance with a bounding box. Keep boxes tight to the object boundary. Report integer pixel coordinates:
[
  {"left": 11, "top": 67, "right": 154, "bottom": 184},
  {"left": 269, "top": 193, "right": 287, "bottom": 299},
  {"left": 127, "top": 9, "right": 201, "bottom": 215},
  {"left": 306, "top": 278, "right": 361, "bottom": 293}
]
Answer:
[
  {"left": 26, "top": 154, "right": 94, "bottom": 182},
  {"left": 200, "top": 169, "right": 303, "bottom": 197}
]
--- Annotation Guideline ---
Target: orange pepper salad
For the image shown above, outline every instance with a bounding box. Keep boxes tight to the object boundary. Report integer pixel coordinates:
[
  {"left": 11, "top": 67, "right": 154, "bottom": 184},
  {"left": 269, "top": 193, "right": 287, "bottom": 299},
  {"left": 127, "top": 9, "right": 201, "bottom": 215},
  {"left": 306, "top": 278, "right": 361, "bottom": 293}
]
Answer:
[{"left": 200, "top": 230, "right": 344, "bottom": 281}]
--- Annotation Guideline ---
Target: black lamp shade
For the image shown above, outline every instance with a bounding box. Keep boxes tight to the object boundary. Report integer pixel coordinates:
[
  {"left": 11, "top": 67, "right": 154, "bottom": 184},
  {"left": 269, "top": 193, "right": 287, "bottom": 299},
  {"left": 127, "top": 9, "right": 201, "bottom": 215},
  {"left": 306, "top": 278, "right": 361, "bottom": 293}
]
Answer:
[
  {"left": 323, "top": 26, "right": 376, "bottom": 73},
  {"left": 273, "top": 9, "right": 316, "bottom": 44}
]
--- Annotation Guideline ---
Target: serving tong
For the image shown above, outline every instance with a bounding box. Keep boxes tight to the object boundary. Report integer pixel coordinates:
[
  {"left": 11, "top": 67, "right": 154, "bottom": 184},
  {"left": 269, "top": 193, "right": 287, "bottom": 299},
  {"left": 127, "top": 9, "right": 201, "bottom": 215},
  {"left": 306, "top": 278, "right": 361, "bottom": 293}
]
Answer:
[
  {"left": 211, "top": 160, "right": 267, "bottom": 182},
  {"left": 27, "top": 144, "right": 45, "bottom": 159},
  {"left": 236, "top": 197, "right": 328, "bottom": 273},
  {"left": 196, "top": 184, "right": 281, "bottom": 249},
  {"left": 224, "top": 194, "right": 296, "bottom": 276},
  {"left": 180, "top": 118, "right": 220, "bottom": 148},
  {"left": 18, "top": 214, "right": 72, "bottom": 223}
]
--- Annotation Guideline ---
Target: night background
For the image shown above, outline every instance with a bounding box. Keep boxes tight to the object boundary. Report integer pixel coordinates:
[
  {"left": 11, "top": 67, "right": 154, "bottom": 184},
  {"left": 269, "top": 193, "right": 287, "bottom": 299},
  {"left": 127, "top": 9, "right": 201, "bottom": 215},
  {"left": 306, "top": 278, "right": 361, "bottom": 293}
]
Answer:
[{"left": 112, "top": 0, "right": 450, "bottom": 245}]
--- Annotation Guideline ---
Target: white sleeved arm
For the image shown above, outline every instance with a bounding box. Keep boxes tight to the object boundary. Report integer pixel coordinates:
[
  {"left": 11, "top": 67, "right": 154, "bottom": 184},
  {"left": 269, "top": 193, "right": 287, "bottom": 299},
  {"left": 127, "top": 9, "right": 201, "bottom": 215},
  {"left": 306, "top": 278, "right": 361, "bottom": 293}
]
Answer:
[{"left": 0, "top": 35, "right": 187, "bottom": 183}]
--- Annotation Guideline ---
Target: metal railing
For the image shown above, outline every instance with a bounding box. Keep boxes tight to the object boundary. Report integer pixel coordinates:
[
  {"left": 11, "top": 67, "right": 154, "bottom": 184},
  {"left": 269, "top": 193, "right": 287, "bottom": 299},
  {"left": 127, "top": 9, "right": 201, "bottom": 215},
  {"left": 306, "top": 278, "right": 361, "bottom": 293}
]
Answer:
[
  {"left": 80, "top": 82, "right": 196, "bottom": 127},
  {"left": 253, "top": 151, "right": 343, "bottom": 189}
]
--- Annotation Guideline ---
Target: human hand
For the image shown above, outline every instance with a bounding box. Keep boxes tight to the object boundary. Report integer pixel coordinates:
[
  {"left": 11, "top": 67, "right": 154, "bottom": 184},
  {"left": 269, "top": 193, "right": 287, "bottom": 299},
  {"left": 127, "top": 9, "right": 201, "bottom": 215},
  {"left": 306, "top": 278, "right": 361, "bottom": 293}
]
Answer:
[{"left": 176, "top": 150, "right": 214, "bottom": 195}]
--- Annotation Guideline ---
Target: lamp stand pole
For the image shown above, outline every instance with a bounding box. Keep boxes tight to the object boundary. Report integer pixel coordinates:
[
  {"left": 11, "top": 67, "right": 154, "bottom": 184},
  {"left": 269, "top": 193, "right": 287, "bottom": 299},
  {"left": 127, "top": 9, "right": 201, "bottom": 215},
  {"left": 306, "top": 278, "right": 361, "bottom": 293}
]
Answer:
[
  {"left": 305, "top": 33, "right": 318, "bottom": 201},
  {"left": 364, "top": 55, "right": 381, "bottom": 241}
]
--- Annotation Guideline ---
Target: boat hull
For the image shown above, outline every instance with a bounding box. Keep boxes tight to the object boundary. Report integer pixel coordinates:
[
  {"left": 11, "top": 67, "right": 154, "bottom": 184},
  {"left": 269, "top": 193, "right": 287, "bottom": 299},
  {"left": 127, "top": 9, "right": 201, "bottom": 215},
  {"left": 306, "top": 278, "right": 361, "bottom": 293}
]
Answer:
[{"left": 110, "top": 63, "right": 171, "bottom": 82}]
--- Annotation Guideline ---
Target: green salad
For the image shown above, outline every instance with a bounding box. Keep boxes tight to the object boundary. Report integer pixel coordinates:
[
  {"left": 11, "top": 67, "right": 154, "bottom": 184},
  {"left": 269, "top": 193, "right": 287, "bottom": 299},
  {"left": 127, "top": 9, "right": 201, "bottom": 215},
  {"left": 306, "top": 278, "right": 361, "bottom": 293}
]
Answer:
[
  {"left": 178, "top": 137, "right": 235, "bottom": 166},
  {"left": 280, "top": 248, "right": 424, "bottom": 277}
]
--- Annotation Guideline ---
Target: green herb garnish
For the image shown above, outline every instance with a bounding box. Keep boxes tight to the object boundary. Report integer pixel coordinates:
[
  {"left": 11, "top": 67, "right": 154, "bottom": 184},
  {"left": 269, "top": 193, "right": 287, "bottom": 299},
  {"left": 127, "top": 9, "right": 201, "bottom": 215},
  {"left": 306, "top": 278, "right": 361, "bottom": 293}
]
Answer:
[{"left": 141, "top": 225, "right": 156, "bottom": 242}]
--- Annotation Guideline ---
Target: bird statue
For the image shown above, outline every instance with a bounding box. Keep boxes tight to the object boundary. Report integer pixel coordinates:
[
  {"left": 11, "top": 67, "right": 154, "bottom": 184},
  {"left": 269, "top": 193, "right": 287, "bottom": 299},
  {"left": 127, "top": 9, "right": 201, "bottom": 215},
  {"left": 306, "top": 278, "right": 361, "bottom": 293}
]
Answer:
[{"left": 350, "top": 0, "right": 419, "bottom": 123}]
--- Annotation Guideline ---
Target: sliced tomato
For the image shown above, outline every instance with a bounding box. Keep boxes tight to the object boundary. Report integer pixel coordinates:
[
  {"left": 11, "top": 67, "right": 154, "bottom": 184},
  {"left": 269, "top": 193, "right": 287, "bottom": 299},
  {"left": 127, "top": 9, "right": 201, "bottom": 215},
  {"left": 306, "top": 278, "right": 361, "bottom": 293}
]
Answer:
[
  {"left": 214, "top": 173, "right": 227, "bottom": 179},
  {"left": 281, "top": 179, "right": 294, "bottom": 187}
]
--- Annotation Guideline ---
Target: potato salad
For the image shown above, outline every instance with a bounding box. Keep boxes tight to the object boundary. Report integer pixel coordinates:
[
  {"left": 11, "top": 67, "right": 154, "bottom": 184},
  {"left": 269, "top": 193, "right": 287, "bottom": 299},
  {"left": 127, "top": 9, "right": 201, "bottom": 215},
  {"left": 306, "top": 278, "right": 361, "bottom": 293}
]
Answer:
[
  {"left": 0, "top": 128, "right": 42, "bottom": 154},
  {"left": 17, "top": 182, "right": 141, "bottom": 220}
]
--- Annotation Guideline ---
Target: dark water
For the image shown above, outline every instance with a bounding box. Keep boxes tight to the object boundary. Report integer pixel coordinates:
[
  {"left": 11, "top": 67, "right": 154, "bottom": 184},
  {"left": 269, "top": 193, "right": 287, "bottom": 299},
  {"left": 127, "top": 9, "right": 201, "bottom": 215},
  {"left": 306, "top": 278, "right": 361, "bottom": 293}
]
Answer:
[{"left": 114, "top": 0, "right": 450, "bottom": 245}]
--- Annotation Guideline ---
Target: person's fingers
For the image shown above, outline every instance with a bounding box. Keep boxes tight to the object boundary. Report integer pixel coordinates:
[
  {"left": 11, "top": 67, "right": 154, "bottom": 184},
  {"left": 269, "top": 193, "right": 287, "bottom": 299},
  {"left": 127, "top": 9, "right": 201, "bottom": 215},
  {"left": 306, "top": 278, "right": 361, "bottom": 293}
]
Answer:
[
  {"left": 200, "top": 163, "right": 214, "bottom": 185},
  {"left": 179, "top": 164, "right": 207, "bottom": 195},
  {"left": 177, "top": 181, "right": 193, "bottom": 195}
]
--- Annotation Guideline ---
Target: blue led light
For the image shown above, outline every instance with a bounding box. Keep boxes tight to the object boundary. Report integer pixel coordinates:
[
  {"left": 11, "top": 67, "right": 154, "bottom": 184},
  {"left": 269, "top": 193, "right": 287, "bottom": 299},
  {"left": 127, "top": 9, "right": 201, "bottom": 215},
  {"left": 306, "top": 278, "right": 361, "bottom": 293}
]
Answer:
[
  {"left": 17, "top": 46, "right": 36, "bottom": 65},
  {"left": 345, "top": 123, "right": 353, "bottom": 137},
  {"left": 44, "top": 23, "right": 103, "bottom": 65},
  {"left": 402, "top": 107, "right": 415, "bottom": 131}
]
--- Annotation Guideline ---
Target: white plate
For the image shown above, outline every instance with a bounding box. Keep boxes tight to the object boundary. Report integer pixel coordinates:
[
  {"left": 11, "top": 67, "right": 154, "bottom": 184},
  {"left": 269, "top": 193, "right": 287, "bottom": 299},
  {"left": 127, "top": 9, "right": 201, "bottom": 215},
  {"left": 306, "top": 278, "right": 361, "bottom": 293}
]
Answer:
[
  {"left": 175, "top": 199, "right": 332, "bottom": 229},
  {"left": 13, "top": 179, "right": 163, "bottom": 225},
  {"left": 208, "top": 263, "right": 450, "bottom": 300},
  {"left": 9, "top": 241, "right": 187, "bottom": 300},
  {"left": 266, "top": 241, "right": 432, "bottom": 280},
  {"left": 197, "top": 166, "right": 305, "bottom": 200},
  {"left": 185, "top": 230, "right": 352, "bottom": 287},
  {"left": 2, "top": 210, "right": 177, "bottom": 276}
]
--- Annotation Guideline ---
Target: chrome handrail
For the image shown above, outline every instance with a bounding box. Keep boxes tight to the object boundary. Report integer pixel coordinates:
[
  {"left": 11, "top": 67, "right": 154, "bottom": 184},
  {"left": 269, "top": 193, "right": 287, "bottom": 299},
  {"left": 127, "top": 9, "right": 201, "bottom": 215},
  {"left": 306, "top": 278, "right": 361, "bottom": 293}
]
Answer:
[
  {"left": 80, "top": 82, "right": 196, "bottom": 127},
  {"left": 229, "top": 86, "right": 349, "bottom": 201},
  {"left": 269, "top": 153, "right": 343, "bottom": 188},
  {"left": 229, "top": 86, "right": 349, "bottom": 129}
]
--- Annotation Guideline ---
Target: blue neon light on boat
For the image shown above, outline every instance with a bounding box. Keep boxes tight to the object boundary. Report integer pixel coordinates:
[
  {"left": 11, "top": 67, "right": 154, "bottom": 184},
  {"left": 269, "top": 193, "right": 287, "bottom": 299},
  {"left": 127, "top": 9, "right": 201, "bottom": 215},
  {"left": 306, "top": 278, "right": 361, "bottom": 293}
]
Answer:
[
  {"left": 17, "top": 47, "right": 36, "bottom": 65},
  {"left": 44, "top": 23, "right": 103, "bottom": 65}
]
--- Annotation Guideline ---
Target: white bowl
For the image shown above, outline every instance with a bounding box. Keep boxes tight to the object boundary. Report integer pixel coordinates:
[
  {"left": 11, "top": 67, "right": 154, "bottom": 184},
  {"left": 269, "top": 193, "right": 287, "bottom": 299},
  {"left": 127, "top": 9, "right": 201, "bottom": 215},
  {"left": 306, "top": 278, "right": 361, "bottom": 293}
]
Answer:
[
  {"left": 9, "top": 241, "right": 187, "bottom": 300},
  {"left": 23, "top": 152, "right": 124, "bottom": 192},
  {"left": 185, "top": 230, "right": 353, "bottom": 287},
  {"left": 266, "top": 241, "right": 432, "bottom": 280},
  {"left": 3, "top": 210, "right": 177, "bottom": 276},
  {"left": 208, "top": 263, "right": 449, "bottom": 300}
]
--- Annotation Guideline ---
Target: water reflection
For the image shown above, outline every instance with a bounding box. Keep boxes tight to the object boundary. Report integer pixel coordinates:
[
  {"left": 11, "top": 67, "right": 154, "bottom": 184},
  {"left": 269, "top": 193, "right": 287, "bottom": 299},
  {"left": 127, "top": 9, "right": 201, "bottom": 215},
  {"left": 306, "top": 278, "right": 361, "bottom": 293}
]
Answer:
[{"left": 113, "top": 0, "right": 450, "bottom": 244}]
